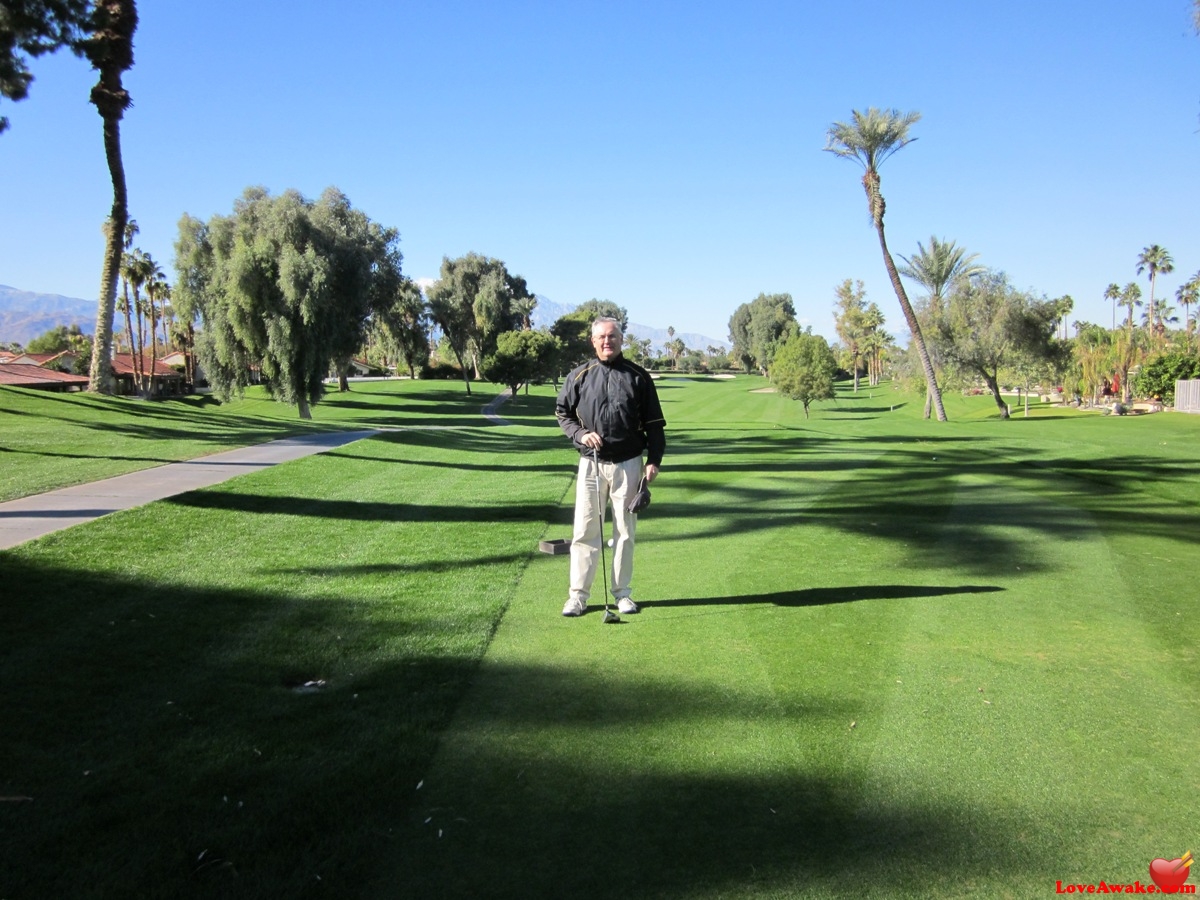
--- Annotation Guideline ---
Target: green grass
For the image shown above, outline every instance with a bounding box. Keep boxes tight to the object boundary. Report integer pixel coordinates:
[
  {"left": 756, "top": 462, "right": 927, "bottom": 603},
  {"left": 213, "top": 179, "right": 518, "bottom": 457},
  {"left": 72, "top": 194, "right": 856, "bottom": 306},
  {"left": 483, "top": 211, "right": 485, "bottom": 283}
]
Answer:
[
  {"left": 0, "top": 380, "right": 515, "bottom": 502},
  {"left": 2, "top": 377, "right": 1198, "bottom": 897}
]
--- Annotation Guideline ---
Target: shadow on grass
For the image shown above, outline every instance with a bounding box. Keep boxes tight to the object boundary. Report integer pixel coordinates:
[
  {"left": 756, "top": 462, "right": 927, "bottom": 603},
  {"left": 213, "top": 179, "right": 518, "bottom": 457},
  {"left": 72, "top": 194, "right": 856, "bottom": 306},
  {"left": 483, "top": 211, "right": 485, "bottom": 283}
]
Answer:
[
  {"left": 165, "top": 490, "right": 560, "bottom": 523},
  {"left": 0, "top": 553, "right": 1043, "bottom": 898},
  {"left": 643, "top": 584, "right": 1004, "bottom": 609}
]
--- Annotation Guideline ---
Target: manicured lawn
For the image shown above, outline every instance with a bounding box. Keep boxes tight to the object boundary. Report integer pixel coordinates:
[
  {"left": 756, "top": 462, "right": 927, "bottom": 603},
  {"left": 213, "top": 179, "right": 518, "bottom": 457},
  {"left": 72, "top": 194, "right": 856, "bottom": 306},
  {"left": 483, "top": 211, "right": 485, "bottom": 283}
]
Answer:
[
  {"left": 0, "top": 380, "right": 510, "bottom": 502},
  {"left": 2, "top": 377, "right": 1197, "bottom": 897}
]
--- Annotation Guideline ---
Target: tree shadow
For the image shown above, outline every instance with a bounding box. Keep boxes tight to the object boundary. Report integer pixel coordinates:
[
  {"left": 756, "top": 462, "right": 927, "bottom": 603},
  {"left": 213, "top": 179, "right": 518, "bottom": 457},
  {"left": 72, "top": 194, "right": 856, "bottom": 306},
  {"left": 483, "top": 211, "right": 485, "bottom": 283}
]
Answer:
[{"left": 643, "top": 584, "right": 1004, "bottom": 609}]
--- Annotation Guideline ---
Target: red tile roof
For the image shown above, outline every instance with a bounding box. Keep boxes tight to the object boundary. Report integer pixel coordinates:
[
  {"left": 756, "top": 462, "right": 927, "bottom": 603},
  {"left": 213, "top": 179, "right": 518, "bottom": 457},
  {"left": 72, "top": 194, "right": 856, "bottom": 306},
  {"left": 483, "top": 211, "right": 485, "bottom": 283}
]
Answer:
[
  {"left": 0, "top": 364, "right": 90, "bottom": 388},
  {"left": 110, "top": 353, "right": 183, "bottom": 378}
]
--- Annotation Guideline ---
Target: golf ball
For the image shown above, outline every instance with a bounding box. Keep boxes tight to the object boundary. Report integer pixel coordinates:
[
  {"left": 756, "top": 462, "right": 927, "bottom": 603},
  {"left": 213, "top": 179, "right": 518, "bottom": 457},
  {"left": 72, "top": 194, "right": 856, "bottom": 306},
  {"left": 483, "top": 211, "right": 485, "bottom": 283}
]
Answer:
[{"left": 607, "top": 538, "right": 615, "bottom": 547}]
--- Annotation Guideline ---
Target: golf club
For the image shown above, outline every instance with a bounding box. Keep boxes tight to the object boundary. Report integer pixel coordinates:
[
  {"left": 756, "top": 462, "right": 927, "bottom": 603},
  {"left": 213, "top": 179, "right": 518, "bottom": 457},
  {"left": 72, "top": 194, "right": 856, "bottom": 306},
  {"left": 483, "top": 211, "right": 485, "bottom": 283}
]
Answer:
[{"left": 593, "top": 447, "right": 620, "bottom": 624}]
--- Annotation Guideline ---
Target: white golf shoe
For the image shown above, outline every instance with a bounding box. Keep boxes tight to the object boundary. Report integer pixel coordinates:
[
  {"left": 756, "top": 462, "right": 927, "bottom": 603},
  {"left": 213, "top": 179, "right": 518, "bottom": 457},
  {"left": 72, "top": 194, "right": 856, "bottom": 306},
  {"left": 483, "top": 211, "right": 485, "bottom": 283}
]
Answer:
[
  {"left": 562, "top": 598, "right": 587, "bottom": 617},
  {"left": 617, "top": 598, "right": 639, "bottom": 615}
]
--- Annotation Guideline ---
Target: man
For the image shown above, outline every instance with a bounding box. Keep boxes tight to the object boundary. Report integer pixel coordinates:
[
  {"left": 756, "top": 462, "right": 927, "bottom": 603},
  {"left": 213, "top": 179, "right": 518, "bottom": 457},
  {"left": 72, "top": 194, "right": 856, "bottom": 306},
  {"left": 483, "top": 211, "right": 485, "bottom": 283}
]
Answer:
[{"left": 555, "top": 316, "right": 665, "bottom": 617}]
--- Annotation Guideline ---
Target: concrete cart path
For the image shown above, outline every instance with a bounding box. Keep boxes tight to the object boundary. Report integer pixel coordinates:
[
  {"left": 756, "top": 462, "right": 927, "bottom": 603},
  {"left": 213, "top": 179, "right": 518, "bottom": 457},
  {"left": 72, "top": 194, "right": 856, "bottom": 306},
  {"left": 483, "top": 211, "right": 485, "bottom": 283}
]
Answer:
[{"left": 0, "top": 430, "right": 379, "bottom": 551}]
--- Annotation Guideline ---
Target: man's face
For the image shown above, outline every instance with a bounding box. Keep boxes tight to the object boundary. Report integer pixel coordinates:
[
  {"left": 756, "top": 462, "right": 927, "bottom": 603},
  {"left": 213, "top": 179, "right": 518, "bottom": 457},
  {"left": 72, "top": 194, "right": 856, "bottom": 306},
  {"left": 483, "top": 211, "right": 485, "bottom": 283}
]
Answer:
[{"left": 591, "top": 325, "right": 622, "bottom": 362}]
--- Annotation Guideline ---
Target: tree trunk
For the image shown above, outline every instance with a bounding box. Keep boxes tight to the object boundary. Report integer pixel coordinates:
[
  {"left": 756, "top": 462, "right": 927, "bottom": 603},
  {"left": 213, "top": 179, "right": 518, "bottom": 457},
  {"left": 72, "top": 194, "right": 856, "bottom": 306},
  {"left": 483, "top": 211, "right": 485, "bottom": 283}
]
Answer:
[
  {"left": 298, "top": 395, "right": 312, "bottom": 420},
  {"left": 85, "top": 0, "right": 137, "bottom": 395},
  {"left": 873, "top": 215, "right": 947, "bottom": 421},
  {"left": 148, "top": 294, "right": 158, "bottom": 398},
  {"left": 88, "top": 130, "right": 126, "bottom": 395},
  {"left": 982, "top": 371, "right": 1009, "bottom": 418}
]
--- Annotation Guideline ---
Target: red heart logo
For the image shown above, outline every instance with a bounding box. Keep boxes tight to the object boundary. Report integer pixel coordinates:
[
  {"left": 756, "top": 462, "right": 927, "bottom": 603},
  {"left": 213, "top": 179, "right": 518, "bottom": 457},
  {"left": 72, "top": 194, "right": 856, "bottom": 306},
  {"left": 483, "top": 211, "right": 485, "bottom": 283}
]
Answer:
[{"left": 1149, "top": 857, "right": 1191, "bottom": 892}]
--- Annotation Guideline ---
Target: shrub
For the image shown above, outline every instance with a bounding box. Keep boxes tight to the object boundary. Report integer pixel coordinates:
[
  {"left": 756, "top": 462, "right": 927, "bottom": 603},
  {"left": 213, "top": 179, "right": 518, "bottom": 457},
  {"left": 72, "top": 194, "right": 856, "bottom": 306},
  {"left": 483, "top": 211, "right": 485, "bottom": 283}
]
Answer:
[{"left": 1133, "top": 352, "right": 1200, "bottom": 404}]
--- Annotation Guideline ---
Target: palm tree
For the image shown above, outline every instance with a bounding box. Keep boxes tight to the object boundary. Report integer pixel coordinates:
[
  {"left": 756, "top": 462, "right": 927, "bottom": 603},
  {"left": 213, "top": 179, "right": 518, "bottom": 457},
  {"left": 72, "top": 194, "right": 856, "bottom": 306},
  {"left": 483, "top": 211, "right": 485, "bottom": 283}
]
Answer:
[
  {"left": 898, "top": 236, "right": 984, "bottom": 309},
  {"left": 1136, "top": 245, "right": 1174, "bottom": 336},
  {"left": 1103, "top": 283, "right": 1121, "bottom": 331},
  {"left": 1118, "top": 282, "right": 1142, "bottom": 340},
  {"left": 83, "top": 0, "right": 138, "bottom": 394},
  {"left": 143, "top": 259, "right": 168, "bottom": 395},
  {"left": 120, "top": 248, "right": 153, "bottom": 393},
  {"left": 1175, "top": 274, "right": 1199, "bottom": 350},
  {"left": 896, "top": 236, "right": 983, "bottom": 414},
  {"left": 825, "top": 108, "right": 947, "bottom": 420},
  {"left": 511, "top": 295, "right": 537, "bottom": 331}
]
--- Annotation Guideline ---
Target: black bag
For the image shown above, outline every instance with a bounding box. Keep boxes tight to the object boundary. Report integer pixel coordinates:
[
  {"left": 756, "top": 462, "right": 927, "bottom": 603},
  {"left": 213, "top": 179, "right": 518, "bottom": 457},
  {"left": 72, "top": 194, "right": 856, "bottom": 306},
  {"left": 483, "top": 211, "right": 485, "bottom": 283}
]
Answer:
[{"left": 627, "top": 476, "right": 651, "bottom": 514}]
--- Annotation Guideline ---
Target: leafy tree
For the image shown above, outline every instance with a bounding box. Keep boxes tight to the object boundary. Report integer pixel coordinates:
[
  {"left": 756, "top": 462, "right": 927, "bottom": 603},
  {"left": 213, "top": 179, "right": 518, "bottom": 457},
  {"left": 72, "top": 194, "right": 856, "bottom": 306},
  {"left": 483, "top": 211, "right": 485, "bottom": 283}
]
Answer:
[
  {"left": 483, "top": 329, "right": 563, "bottom": 396},
  {"left": 624, "top": 332, "right": 652, "bottom": 365},
  {"left": 426, "top": 253, "right": 530, "bottom": 393},
  {"left": 25, "top": 324, "right": 91, "bottom": 370},
  {"left": 770, "top": 330, "right": 836, "bottom": 418},
  {"left": 728, "top": 293, "right": 797, "bottom": 374},
  {"left": 1134, "top": 351, "right": 1200, "bottom": 404},
  {"left": 1136, "top": 244, "right": 1173, "bottom": 337},
  {"left": 575, "top": 299, "right": 628, "bottom": 332},
  {"left": 173, "top": 186, "right": 401, "bottom": 419},
  {"left": 1072, "top": 323, "right": 1115, "bottom": 404},
  {"left": 375, "top": 277, "right": 429, "bottom": 379},
  {"left": 859, "top": 303, "right": 890, "bottom": 386},
  {"left": 833, "top": 279, "right": 867, "bottom": 391},
  {"left": 727, "top": 303, "right": 754, "bottom": 372},
  {"left": 930, "top": 270, "right": 1064, "bottom": 418},
  {"left": 825, "top": 107, "right": 947, "bottom": 420},
  {"left": 897, "top": 235, "right": 983, "bottom": 416}
]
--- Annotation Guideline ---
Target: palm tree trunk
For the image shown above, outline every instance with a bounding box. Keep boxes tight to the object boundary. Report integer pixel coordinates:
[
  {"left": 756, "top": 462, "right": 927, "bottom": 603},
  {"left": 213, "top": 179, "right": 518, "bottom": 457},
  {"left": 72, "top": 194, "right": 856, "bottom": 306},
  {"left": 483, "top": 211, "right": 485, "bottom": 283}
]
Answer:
[
  {"left": 88, "top": 133, "right": 126, "bottom": 395},
  {"left": 148, "top": 294, "right": 158, "bottom": 398},
  {"left": 874, "top": 219, "right": 947, "bottom": 421},
  {"left": 84, "top": 0, "right": 136, "bottom": 395}
]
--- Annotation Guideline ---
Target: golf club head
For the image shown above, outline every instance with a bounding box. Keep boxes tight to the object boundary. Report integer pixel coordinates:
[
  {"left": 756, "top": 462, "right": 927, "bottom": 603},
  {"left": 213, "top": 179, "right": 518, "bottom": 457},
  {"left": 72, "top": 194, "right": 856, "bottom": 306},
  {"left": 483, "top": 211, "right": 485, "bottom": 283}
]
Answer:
[{"left": 602, "top": 610, "right": 621, "bottom": 624}]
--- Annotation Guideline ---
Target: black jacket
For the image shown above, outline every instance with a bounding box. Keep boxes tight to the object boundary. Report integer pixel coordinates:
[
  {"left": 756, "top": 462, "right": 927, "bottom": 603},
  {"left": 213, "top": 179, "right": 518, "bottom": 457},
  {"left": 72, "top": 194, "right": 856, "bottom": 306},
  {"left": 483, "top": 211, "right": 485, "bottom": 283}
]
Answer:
[{"left": 555, "top": 355, "right": 666, "bottom": 465}]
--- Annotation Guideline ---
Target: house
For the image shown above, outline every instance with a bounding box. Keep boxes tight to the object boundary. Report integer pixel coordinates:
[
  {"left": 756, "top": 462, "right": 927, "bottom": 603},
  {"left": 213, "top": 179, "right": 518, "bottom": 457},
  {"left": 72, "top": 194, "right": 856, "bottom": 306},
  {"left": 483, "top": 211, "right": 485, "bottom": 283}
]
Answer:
[
  {"left": 110, "top": 353, "right": 187, "bottom": 396},
  {"left": 159, "top": 350, "right": 206, "bottom": 386},
  {"left": 3, "top": 350, "right": 80, "bottom": 371},
  {"left": 0, "top": 364, "right": 89, "bottom": 392}
]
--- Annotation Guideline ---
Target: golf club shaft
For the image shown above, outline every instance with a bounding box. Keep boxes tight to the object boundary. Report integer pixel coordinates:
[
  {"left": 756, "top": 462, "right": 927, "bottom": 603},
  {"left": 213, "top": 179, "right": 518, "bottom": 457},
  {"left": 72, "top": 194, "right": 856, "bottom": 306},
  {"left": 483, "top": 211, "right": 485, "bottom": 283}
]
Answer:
[{"left": 593, "top": 448, "right": 609, "bottom": 612}]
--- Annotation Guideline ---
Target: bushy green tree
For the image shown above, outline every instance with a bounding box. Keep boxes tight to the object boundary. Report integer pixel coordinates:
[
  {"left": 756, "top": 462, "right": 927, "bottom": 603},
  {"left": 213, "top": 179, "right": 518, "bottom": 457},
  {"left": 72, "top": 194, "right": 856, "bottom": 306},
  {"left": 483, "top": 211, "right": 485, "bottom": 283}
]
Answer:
[
  {"left": 727, "top": 293, "right": 797, "bottom": 374},
  {"left": 426, "top": 253, "right": 531, "bottom": 394},
  {"left": 375, "top": 277, "right": 429, "bottom": 379},
  {"left": 1134, "top": 351, "right": 1200, "bottom": 404},
  {"left": 930, "top": 270, "right": 1064, "bottom": 418},
  {"left": 172, "top": 186, "right": 401, "bottom": 419},
  {"left": 483, "top": 329, "right": 563, "bottom": 396},
  {"left": 770, "top": 330, "right": 836, "bottom": 417}
]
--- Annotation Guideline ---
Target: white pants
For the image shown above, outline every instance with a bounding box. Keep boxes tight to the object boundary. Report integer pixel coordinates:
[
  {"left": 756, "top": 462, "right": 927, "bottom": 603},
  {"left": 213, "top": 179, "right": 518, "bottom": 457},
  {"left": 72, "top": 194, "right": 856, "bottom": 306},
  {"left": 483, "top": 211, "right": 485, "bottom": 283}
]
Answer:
[{"left": 569, "top": 455, "right": 643, "bottom": 604}]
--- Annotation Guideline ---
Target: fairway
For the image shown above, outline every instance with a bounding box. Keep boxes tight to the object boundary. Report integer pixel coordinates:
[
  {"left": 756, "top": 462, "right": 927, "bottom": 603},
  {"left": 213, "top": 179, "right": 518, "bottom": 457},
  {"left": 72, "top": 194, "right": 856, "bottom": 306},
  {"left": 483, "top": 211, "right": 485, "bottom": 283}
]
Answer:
[{"left": 2, "top": 378, "right": 1198, "bottom": 898}]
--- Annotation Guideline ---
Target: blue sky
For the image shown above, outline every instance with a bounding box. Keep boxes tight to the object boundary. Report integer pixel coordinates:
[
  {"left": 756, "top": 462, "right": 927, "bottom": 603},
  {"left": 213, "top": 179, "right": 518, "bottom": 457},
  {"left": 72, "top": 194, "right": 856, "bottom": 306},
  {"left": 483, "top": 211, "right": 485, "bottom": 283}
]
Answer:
[{"left": 2, "top": 0, "right": 1199, "bottom": 344}]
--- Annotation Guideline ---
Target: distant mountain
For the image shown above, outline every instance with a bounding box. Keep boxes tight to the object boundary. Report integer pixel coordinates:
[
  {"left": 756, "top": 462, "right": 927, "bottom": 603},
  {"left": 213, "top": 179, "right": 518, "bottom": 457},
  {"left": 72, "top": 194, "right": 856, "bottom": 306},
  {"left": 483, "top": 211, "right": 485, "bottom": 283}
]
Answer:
[
  {"left": 528, "top": 295, "right": 729, "bottom": 352},
  {"left": 0, "top": 284, "right": 732, "bottom": 354},
  {"left": 0, "top": 285, "right": 97, "bottom": 346}
]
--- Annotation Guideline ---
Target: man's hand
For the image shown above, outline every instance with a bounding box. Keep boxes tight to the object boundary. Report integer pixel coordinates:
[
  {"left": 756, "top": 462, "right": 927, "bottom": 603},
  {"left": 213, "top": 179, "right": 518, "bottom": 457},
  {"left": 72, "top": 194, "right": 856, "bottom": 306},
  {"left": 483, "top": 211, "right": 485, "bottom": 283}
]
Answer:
[
  {"left": 581, "top": 431, "right": 603, "bottom": 450},
  {"left": 645, "top": 463, "right": 660, "bottom": 483}
]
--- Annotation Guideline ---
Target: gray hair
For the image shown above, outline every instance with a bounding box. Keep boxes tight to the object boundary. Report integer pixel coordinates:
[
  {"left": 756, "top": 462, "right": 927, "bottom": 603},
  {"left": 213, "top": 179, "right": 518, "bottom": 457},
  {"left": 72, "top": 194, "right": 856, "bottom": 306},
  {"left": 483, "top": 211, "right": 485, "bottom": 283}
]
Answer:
[{"left": 590, "top": 316, "right": 624, "bottom": 339}]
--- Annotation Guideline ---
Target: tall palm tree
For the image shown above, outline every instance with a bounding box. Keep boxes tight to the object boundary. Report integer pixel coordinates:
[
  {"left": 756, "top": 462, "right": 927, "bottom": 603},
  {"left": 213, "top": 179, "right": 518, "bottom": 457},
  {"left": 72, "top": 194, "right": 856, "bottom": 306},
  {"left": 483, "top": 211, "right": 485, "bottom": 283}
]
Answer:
[
  {"left": 825, "top": 108, "right": 947, "bottom": 420},
  {"left": 120, "top": 247, "right": 152, "bottom": 392},
  {"left": 1103, "top": 283, "right": 1121, "bottom": 331},
  {"left": 1136, "top": 244, "right": 1174, "bottom": 336},
  {"left": 1118, "top": 282, "right": 1142, "bottom": 340},
  {"left": 83, "top": 0, "right": 138, "bottom": 394},
  {"left": 143, "top": 259, "right": 168, "bottom": 395},
  {"left": 1177, "top": 274, "right": 1200, "bottom": 350}
]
